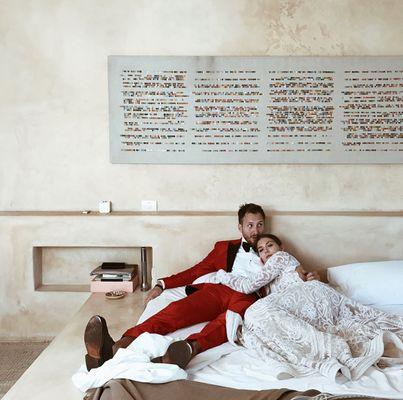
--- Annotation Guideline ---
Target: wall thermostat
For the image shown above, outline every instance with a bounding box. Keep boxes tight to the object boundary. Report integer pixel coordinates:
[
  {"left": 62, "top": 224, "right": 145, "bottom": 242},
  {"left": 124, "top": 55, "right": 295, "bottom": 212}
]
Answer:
[{"left": 99, "top": 200, "right": 111, "bottom": 214}]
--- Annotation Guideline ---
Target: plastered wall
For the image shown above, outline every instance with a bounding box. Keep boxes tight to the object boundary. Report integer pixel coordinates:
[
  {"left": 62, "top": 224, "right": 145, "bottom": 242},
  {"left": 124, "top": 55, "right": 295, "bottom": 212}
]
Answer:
[{"left": 0, "top": 0, "right": 402, "bottom": 339}]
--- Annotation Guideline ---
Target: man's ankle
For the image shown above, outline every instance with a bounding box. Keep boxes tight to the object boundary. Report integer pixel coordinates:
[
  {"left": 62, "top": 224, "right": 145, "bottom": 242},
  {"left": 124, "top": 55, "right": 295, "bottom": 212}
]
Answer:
[
  {"left": 188, "top": 339, "right": 201, "bottom": 357},
  {"left": 112, "top": 336, "right": 135, "bottom": 355}
]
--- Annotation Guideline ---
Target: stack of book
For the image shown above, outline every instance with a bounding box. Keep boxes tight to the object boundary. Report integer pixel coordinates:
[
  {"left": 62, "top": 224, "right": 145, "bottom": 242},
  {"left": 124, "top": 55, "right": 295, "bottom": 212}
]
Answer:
[{"left": 90, "top": 262, "right": 138, "bottom": 293}]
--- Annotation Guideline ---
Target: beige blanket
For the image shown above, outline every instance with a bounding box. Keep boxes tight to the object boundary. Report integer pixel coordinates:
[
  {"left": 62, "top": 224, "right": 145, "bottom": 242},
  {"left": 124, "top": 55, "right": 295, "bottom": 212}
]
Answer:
[{"left": 84, "top": 379, "right": 388, "bottom": 400}]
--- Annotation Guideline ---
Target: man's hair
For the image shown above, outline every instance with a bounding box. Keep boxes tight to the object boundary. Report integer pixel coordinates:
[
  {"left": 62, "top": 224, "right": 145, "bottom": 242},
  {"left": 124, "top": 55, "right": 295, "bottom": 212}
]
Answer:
[
  {"left": 256, "top": 233, "right": 282, "bottom": 246},
  {"left": 238, "top": 203, "right": 265, "bottom": 224}
]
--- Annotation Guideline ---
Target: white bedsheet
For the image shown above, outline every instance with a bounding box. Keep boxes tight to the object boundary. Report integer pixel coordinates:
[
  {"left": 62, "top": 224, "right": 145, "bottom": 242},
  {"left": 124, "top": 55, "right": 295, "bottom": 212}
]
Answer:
[{"left": 73, "top": 287, "right": 403, "bottom": 398}]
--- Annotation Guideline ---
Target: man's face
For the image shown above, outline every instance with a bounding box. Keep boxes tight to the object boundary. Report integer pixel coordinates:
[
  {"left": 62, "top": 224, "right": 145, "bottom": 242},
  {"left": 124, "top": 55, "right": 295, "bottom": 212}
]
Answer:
[{"left": 238, "top": 212, "right": 265, "bottom": 246}]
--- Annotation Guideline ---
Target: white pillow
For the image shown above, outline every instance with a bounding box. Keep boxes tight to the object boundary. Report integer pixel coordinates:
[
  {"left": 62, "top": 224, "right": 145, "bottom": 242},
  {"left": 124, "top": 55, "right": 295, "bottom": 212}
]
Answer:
[{"left": 327, "top": 260, "right": 403, "bottom": 306}]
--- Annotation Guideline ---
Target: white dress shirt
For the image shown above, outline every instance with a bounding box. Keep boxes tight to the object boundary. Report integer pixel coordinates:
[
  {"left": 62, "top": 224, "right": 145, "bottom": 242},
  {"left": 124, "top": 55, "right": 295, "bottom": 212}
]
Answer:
[
  {"left": 159, "top": 238, "right": 263, "bottom": 288},
  {"left": 231, "top": 239, "right": 262, "bottom": 277}
]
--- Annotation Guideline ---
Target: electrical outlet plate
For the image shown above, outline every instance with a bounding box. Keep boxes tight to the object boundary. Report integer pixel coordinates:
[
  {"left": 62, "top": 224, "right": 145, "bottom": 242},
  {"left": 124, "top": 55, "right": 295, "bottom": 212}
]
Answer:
[
  {"left": 99, "top": 200, "right": 111, "bottom": 213},
  {"left": 141, "top": 200, "right": 158, "bottom": 211}
]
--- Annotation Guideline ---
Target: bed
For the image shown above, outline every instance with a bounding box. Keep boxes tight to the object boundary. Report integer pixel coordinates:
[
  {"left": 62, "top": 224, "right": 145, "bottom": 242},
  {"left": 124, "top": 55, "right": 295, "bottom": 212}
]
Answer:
[{"left": 73, "top": 259, "right": 403, "bottom": 399}]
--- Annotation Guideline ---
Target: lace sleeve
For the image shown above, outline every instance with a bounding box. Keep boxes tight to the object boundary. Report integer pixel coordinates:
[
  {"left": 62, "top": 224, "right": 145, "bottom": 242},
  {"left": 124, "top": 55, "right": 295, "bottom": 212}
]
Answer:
[{"left": 216, "top": 252, "right": 300, "bottom": 294}]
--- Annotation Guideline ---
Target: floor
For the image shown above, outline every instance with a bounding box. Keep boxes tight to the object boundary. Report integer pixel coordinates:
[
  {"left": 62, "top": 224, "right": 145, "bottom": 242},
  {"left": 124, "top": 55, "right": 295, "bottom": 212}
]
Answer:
[{"left": 0, "top": 341, "right": 50, "bottom": 399}]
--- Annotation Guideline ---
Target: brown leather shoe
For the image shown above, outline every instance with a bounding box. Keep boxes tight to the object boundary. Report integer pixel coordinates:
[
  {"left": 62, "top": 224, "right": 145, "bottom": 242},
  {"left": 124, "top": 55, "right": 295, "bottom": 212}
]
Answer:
[
  {"left": 151, "top": 340, "right": 194, "bottom": 369},
  {"left": 84, "top": 315, "right": 115, "bottom": 371}
]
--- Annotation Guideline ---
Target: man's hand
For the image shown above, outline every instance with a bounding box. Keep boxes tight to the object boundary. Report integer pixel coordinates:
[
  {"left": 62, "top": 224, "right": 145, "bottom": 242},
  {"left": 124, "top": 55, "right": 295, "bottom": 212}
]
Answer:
[
  {"left": 296, "top": 266, "right": 320, "bottom": 282},
  {"left": 144, "top": 285, "right": 163, "bottom": 305},
  {"left": 306, "top": 271, "right": 320, "bottom": 281}
]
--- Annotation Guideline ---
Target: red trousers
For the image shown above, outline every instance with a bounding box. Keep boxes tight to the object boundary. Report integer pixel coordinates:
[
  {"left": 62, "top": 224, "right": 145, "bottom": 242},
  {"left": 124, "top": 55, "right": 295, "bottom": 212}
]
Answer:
[{"left": 123, "top": 284, "right": 257, "bottom": 352}]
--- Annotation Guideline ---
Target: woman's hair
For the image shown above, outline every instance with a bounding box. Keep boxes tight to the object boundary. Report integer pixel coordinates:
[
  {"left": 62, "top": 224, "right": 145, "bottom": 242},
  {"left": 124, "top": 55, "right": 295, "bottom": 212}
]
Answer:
[{"left": 256, "top": 233, "right": 282, "bottom": 246}]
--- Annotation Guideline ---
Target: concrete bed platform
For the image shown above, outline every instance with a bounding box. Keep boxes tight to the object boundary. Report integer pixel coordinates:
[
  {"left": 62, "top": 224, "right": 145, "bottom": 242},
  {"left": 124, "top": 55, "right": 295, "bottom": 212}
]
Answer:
[{"left": 3, "top": 290, "right": 148, "bottom": 400}]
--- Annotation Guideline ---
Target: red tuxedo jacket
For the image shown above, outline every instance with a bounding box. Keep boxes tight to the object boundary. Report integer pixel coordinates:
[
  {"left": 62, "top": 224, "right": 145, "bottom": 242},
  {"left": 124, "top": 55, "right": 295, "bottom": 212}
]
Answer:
[{"left": 162, "top": 239, "right": 242, "bottom": 289}]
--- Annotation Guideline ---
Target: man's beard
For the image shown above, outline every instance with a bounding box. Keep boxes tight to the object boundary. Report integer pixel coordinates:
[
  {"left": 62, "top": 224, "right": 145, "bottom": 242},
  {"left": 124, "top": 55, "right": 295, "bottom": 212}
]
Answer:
[{"left": 248, "top": 236, "right": 257, "bottom": 246}]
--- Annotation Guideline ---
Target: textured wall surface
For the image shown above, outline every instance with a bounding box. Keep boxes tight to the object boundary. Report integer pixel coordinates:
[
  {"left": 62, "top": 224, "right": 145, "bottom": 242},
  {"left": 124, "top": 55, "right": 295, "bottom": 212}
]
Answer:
[{"left": 0, "top": 0, "right": 402, "bottom": 338}]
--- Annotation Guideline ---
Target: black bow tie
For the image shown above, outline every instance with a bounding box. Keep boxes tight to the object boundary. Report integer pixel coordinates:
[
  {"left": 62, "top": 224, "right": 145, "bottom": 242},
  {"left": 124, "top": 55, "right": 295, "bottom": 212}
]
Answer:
[{"left": 242, "top": 242, "right": 252, "bottom": 252}]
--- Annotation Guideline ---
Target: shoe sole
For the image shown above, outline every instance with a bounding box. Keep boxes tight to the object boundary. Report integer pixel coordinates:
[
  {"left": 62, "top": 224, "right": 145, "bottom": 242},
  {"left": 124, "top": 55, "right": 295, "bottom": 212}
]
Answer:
[
  {"left": 152, "top": 340, "right": 193, "bottom": 369},
  {"left": 84, "top": 315, "right": 114, "bottom": 371}
]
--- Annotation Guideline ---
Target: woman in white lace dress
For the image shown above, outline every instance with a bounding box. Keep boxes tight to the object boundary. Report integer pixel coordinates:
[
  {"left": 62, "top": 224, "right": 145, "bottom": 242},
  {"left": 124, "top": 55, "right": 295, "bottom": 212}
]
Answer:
[{"left": 215, "top": 234, "right": 403, "bottom": 381}]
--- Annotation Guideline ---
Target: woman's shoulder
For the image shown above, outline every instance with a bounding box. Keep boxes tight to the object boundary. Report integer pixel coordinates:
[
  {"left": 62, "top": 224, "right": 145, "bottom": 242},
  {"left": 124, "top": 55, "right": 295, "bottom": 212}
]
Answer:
[{"left": 271, "top": 251, "right": 300, "bottom": 266}]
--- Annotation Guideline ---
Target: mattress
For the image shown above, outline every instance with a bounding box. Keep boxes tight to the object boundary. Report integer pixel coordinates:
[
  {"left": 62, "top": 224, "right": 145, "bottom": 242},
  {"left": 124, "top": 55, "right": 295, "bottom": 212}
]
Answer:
[
  {"left": 140, "top": 287, "right": 403, "bottom": 399},
  {"left": 73, "top": 287, "right": 403, "bottom": 398}
]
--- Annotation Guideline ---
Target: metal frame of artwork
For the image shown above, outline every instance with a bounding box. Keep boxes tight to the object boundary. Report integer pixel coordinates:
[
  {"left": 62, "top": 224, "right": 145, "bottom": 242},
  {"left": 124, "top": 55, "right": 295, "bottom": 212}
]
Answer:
[{"left": 108, "top": 56, "right": 403, "bottom": 164}]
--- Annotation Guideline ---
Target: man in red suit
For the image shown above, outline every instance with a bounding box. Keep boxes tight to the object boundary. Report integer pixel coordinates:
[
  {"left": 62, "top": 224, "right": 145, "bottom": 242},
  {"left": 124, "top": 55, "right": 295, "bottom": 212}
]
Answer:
[{"left": 84, "top": 204, "right": 314, "bottom": 370}]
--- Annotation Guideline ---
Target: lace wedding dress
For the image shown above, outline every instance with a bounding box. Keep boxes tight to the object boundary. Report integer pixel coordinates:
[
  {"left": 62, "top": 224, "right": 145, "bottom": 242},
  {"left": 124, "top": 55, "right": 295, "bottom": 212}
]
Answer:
[{"left": 216, "top": 252, "right": 403, "bottom": 381}]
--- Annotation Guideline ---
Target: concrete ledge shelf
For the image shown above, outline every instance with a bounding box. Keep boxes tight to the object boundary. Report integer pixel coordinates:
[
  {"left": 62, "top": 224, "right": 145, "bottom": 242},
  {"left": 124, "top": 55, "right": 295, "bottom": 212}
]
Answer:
[
  {"left": 2, "top": 291, "right": 148, "bottom": 400},
  {"left": 35, "top": 284, "right": 90, "bottom": 292}
]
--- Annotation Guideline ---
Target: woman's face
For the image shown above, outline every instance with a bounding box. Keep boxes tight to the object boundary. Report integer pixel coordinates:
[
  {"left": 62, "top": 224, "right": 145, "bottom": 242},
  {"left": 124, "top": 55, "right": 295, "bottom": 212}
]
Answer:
[{"left": 257, "top": 237, "right": 282, "bottom": 263}]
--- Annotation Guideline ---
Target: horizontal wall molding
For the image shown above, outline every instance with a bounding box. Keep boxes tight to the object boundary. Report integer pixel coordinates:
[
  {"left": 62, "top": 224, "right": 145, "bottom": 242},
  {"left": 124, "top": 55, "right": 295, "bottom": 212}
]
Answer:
[{"left": 1, "top": 210, "right": 403, "bottom": 217}]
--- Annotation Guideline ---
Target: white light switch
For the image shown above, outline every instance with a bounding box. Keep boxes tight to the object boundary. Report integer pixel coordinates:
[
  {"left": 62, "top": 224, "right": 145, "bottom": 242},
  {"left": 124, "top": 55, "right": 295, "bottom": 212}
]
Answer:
[{"left": 141, "top": 200, "right": 158, "bottom": 211}]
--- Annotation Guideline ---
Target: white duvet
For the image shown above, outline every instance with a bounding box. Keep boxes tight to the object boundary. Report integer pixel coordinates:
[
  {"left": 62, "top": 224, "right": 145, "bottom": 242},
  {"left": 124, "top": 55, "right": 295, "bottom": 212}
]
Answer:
[{"left": 73, "top": 287, "right": 403, "bottom": 399}]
